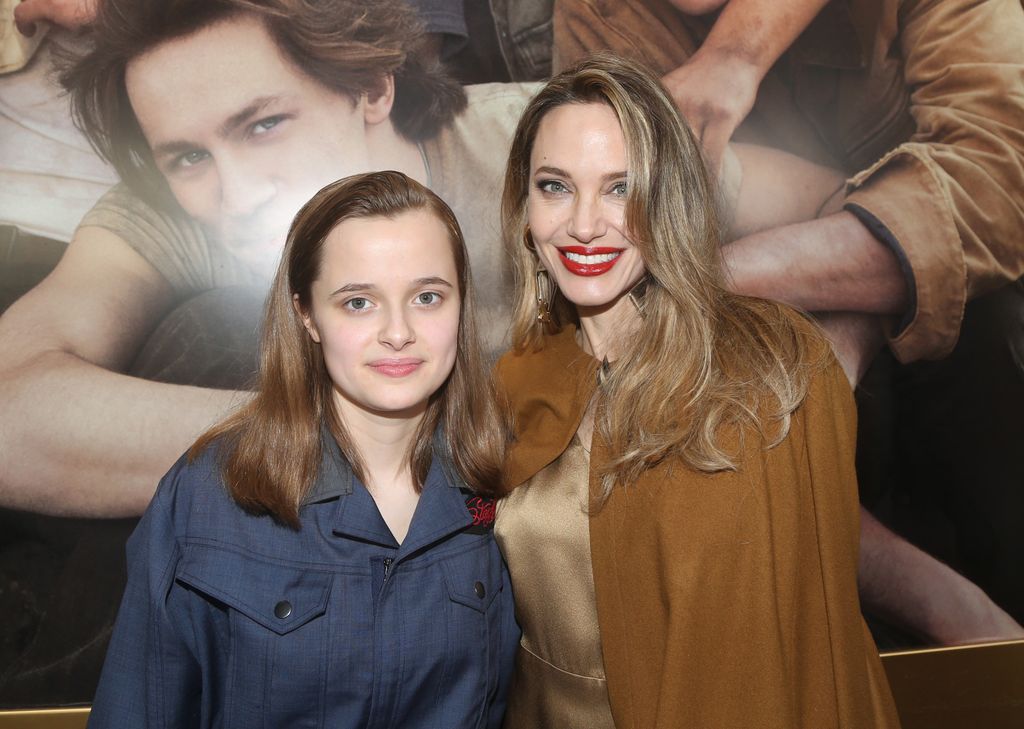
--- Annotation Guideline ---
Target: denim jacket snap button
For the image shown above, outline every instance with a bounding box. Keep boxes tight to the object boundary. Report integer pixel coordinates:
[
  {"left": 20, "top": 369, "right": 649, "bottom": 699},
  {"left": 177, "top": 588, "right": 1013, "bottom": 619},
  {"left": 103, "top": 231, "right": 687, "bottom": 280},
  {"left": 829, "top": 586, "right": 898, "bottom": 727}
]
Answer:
[
  {"left": 473, "top": 581, "right": 486, "bottom": 599},
  {"left": 274, "top": 600, "right": 293, "bottom": 619}
]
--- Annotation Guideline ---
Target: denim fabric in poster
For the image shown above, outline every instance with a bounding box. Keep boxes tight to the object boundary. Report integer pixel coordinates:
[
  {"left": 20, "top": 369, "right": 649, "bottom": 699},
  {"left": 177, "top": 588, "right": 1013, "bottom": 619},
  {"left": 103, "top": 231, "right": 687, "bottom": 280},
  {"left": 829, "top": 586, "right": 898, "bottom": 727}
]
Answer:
[{"left": 87, "top": 436, "right": 518, "bottom": 729}]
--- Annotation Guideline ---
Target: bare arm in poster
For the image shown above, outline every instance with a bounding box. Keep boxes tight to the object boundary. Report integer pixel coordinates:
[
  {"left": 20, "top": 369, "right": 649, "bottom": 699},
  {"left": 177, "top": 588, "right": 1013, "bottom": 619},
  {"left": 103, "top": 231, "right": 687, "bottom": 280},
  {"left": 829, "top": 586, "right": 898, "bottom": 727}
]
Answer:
[
  {"left": 659, "top": 1, "right": 1019, "bottom": 651},
  {"left": 689, "top": 0, "right": 1024, "bottom": 366},
  {"left": 725, "top": 145, "right": 897, "bottom": 383},
  {"left": 657, "top": 0, "right": 907, "bottom": 380},
  {"left": 0, "top": 229, "right": 244, "bottom": 517},
  {"left": 860, "top": 510, "right": 1024, "bottom": 643},
  {"left": 0, "top": 0, "right": 470, "bottom": 518},
  {"left": 723, "top": 164, "right": 905, "bottom": 381}
]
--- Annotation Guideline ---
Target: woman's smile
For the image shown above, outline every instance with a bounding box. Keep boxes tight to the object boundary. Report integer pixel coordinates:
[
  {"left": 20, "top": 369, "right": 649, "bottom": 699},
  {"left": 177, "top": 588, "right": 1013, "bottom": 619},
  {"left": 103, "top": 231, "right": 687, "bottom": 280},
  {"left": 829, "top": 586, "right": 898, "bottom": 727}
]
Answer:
[
  {"left": 556, "top": 246, "right": 625, "bottom": 276},
  {"left": 528, "top": 102, "right": 647, "bottom": 316}
]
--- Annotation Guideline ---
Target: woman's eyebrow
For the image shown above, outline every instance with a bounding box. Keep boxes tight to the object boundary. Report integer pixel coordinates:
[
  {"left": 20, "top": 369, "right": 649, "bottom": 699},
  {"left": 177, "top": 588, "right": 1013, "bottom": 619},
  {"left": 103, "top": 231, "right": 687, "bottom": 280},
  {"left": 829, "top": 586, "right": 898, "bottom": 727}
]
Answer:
[
  {"left": 532, "top": 166, "right": 627, "bottom": 182},
  {"left": 533, "top": 165, "right": 569, "bottom": 177}
]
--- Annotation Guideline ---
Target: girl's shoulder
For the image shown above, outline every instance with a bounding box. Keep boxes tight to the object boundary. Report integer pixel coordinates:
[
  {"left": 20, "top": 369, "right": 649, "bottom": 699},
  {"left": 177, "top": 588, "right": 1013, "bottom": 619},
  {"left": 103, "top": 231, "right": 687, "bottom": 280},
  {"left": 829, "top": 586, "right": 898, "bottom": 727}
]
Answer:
[{"left": 148, "top": 440, "right": 246, "bottom": 540}]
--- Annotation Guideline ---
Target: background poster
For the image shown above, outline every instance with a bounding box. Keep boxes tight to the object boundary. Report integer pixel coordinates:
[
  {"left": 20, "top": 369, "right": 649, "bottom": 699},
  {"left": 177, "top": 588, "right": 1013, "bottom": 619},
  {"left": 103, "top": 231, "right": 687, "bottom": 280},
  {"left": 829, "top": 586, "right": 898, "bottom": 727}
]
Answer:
[{"left": 1, "top": 0, "right": 1022, "bottom": 707}]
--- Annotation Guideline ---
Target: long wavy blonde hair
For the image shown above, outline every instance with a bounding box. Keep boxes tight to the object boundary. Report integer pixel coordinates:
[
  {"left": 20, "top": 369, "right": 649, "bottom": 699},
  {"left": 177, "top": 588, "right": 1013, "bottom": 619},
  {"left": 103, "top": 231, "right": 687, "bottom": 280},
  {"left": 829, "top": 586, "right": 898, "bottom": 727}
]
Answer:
[{"left": 501, "top": 52, "right": 826, "bottom": 500}]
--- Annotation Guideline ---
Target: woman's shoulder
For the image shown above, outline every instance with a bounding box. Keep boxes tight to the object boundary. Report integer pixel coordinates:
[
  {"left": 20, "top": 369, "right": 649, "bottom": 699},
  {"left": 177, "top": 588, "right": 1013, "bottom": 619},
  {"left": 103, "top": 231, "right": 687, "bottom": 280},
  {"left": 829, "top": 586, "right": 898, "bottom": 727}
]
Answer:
[
  {"left": 495, "top": 326, "right": 596, "bottom": 393},
  {"left": 493, "top": 346, "right": 534, "bottom": 394}
]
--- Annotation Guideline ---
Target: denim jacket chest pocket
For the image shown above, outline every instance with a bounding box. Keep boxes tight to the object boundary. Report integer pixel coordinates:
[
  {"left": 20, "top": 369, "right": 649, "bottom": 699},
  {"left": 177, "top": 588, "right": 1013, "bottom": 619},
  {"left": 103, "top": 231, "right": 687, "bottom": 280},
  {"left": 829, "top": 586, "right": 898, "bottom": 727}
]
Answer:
[
  {"left": 433, "top": 538, "right": 511, "bottom": 729},
  {"left": 171, "top": 535, "right": 513, "bottom": 729},
  {"left": 176, "top": 543, "right": 333, "bottom": 729}
]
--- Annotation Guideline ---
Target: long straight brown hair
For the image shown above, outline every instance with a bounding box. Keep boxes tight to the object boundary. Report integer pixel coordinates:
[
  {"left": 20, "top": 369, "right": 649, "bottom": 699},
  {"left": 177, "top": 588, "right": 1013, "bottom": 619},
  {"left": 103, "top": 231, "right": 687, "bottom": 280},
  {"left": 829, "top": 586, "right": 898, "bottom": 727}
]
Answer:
[
  {"left": 192, "top": 171, "right": 506, "bottom": 527},
  {"left": 501, "top": 53, "right": 826, "bottom": 500}
]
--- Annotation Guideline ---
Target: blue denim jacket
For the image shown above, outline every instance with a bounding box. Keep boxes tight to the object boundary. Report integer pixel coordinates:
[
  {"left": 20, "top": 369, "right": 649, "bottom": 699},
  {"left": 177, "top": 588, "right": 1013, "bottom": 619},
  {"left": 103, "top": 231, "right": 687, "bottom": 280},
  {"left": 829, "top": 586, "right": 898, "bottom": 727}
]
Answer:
[{"left": 88, "top": 436, "right": 518, "bottom": 728}]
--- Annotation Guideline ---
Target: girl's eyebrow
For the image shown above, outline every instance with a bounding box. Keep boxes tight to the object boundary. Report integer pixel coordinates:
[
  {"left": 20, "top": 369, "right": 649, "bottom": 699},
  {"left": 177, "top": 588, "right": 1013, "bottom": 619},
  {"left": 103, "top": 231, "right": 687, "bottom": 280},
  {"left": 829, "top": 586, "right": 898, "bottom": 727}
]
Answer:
[
  {"left": 328, "top": 277, "right": 453, "bottom": 298},
  {"left": 329, "top": 282, "right": 374, "bottom": 298},
  {"left": 413, "top": 277, "right": 454, "bottom": 288}
]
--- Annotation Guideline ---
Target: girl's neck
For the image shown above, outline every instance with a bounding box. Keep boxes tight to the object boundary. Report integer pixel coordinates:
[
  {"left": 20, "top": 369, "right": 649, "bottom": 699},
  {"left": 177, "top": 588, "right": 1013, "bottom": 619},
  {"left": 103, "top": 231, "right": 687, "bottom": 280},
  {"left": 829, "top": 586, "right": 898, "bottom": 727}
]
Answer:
[
  {"left": 333, "top": 399, "right": 425, "bottom": 545},
  {"left": 333, "top": 397, "right": 424, "bottom": 491}
]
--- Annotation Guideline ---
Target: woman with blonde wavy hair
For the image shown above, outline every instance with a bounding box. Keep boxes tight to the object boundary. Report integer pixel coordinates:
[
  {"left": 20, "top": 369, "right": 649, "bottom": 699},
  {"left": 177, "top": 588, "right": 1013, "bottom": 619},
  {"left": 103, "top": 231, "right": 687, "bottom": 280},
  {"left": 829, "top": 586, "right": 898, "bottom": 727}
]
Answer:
[{"left": 493, "top": 53, "right": 900, "bottom": 728}]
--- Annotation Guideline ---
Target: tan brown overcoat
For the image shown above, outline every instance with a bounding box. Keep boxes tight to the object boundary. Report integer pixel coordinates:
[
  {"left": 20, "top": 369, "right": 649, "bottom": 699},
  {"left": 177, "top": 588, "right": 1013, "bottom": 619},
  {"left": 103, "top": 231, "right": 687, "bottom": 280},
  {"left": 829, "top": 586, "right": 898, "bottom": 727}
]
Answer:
[{"left": 497, "top": 325, "right": 901, "bottom": 728}]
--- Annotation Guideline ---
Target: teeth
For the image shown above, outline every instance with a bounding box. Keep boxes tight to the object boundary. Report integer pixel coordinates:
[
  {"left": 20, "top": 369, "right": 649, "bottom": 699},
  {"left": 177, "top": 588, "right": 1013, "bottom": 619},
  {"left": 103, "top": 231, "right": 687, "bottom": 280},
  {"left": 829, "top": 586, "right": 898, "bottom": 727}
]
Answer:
[{"left": 564, "top": 251, "right": 620, "bottom": 264}]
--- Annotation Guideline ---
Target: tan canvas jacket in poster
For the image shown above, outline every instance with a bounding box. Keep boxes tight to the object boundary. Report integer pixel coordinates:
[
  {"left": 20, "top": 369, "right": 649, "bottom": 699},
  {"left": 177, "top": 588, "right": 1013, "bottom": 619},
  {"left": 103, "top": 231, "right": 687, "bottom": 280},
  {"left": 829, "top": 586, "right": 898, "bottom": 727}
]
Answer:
[{"left": 555, "top": 0, "right": 1024, "bottom": 364}]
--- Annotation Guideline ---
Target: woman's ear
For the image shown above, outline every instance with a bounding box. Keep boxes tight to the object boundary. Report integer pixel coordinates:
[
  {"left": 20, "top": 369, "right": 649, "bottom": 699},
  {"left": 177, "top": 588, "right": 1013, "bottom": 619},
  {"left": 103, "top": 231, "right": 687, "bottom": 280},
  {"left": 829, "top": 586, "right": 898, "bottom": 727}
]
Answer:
[
  {"left": 293, "top": 294, "right": 321, "bottom": 343},
  {"left": 363, "top": 74, "right": 395, "bottom": 127}
]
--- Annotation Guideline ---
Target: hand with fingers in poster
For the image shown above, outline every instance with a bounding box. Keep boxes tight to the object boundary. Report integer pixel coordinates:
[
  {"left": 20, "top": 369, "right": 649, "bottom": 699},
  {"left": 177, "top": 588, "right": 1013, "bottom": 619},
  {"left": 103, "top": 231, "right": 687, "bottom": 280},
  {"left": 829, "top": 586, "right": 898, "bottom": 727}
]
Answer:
[{"left": 659, "top": 0, "right": 828, "bottom": 175}]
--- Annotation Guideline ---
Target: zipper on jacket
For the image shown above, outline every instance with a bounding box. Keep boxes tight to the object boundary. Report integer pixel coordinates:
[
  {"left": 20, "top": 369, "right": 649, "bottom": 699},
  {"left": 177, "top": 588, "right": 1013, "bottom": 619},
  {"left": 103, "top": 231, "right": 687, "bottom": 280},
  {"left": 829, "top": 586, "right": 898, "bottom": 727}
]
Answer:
[{"left": 382, "top": 556, "right": 394, "bottom": 587}]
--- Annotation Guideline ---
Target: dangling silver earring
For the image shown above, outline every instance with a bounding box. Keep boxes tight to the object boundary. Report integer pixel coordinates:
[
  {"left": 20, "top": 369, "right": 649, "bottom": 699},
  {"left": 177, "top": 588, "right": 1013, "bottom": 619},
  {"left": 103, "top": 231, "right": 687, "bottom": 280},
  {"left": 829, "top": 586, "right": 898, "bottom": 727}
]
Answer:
[{"left": 535, "top": 269, "right": 553, "bottom": 325}]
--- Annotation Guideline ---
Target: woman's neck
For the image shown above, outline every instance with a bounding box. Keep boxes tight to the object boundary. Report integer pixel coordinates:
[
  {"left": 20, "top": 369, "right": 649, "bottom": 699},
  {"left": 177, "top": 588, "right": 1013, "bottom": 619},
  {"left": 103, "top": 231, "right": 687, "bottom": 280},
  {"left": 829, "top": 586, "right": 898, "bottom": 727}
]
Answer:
[{"left": 576, "top": 294, "right": 643, "bottom": 363}]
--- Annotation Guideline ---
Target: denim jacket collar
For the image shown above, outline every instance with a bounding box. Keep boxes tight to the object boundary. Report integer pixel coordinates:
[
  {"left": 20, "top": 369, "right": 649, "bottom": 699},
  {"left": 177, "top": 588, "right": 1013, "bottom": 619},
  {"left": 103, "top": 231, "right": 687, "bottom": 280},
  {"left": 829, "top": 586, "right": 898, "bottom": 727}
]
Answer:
[
  {"left": 304, "top": 426, "right": 474, "bottom": 554},
  {"left": 304, "top": 427, "right": 468, "bottom": 505}
]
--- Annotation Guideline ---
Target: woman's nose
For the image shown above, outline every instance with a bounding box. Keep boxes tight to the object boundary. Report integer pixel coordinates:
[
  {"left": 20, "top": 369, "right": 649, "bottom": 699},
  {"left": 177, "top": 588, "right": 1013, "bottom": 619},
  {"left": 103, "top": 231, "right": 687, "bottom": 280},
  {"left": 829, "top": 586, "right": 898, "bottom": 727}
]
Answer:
[{"left": 567, "top": 194, "right": 608, "bottom": 243}]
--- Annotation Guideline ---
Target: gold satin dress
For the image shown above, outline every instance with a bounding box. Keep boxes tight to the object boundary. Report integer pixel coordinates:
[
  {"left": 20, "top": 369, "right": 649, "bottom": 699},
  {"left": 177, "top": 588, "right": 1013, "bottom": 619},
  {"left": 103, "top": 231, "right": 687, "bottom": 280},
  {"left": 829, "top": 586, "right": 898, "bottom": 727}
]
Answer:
[{"left": 494, "top": 436, "right": 616, "bottom": 729}]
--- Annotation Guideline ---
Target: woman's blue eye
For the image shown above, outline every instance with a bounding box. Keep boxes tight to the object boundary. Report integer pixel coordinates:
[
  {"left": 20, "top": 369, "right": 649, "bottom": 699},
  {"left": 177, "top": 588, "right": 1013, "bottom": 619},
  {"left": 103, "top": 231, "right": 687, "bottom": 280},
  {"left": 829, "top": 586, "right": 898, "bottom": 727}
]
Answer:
[
  {"left": 538, "top": 180, "right": 568, "bottom": 194},
  {"left": 416, "top": 292, "right": 441, "bottom": 305},
  {"left": 611, "top": 181, "right": 628, "bottom": 196}
]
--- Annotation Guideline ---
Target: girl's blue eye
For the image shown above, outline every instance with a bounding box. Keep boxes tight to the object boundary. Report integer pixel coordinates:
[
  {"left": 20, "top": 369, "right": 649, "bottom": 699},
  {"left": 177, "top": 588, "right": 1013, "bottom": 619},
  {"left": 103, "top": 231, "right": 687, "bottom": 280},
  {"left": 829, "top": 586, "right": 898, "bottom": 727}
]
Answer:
[
  {"left": 344, "top": 297, "right": 370, "bottom": 311},
  {"left": 416, "top": 292, "right": 441, "bottom": 305}
]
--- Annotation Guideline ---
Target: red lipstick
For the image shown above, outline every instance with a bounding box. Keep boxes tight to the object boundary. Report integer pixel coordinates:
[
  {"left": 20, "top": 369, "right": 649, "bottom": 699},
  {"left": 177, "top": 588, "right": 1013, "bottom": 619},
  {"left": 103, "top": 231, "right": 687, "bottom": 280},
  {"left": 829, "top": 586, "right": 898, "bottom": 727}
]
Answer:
[
  {"left": 556, "top": 246, "right": 623, "bottom": 277},
  {"left": 369, "top": 358, "right": 423, "bottom": 377}
]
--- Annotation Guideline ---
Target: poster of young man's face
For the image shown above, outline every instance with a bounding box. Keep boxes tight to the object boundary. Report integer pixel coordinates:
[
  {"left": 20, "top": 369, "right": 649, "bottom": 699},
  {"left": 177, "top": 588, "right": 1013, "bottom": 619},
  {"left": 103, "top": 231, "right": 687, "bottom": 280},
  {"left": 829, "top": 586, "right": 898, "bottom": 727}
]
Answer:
[{"left": 1, "top": 0, "right": 1023, "bottom": 710}]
